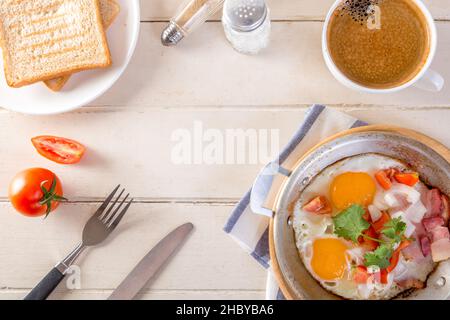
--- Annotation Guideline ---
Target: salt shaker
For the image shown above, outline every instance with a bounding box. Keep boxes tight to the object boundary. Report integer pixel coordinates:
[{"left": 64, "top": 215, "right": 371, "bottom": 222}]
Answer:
[
  {"left": 222, "top": 0, "right": 270, "bottom": 55},
  {"left": 161, "top": 0, "right": 225, "bottom": 46}
]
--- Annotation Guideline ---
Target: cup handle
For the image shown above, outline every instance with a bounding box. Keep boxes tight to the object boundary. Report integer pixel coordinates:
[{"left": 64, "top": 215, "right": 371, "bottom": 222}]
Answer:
[{"left": 413, "top": 68, "right": 444, "bottom": 92}]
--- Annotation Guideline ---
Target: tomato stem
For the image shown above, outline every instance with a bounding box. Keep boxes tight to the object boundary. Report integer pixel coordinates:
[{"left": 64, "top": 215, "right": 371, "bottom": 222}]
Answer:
[{"left": 39, "top": 176, "right": 67, "bottom": 219}]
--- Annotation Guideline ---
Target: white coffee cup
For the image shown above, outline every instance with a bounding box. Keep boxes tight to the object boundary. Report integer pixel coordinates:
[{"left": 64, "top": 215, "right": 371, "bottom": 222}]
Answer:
[{"left": 322, "top": 0, "right": 444, "bottom": 93}]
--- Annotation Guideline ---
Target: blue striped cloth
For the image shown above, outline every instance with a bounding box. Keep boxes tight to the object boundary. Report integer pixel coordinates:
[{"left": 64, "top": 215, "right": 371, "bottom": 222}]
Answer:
[{"left": 223, "top": 105, "right": 368, "bottom": 299}]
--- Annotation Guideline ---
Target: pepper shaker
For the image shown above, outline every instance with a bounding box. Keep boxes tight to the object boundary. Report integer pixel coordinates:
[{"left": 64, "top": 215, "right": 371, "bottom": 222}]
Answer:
[
  {"left": 222, "top": 0, "right": 270, "bottom": 55},
  {"left": 162, "top": 0, "right": 225, "bottom": 46}
]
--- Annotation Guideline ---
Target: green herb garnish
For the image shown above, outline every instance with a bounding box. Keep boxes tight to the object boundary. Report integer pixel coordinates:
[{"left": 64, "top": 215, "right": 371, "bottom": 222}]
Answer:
[
  {"left": 332, "top": 205, "right": 409, "bottom": 269},
  {"left": 364, "top": 244, "right": 393, "bottom": 269},
  {"left": 381, "top": 217, "right": 407, "bottom": 244},
  {"left": 332, "top": 204, "right": 370, "bottom": 243}
]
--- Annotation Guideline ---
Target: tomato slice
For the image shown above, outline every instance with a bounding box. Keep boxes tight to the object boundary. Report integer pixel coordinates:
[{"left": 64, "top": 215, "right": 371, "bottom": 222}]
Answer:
[
  {"left": 302, "top": 196, "right": 332, "bottom": 214},
  {"left": 31, "top": 136, "right": 86, "bottom": 164},
  {"left": 394, "top": 172, "right": 419, "bottom": 187}
]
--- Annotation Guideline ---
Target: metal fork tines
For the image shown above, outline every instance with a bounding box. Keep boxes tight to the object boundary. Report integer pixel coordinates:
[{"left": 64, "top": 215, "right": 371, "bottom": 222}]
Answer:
[
  {"left": 57, "top": 185, "right": 134, "bottom": 273},
  {"left": 24, "top": 185, "right": 133, "bottom": 300}
]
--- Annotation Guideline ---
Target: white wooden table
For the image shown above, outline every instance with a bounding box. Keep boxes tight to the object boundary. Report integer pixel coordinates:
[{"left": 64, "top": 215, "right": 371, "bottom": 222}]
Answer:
[{"left": 0, "top": 0, "right": 449, "bottom": 300}]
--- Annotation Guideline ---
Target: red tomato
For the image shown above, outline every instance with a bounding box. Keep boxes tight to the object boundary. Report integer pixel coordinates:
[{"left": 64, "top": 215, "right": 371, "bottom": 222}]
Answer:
[
  {"left": 372, "top": 212, "right": 391, "bottom": 234},
  {"left": 353, "top": 266, "right": 370, "bottom": 284},
  {"left": 31, "top": 136, "right": 85, "bottom": 164},
  {"left": 8, "top": 168, "right": 65, "bottom": 217}
]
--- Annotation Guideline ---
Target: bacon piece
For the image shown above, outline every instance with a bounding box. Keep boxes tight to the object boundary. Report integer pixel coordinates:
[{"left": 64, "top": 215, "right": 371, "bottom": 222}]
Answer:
[
  {"left": 419, "top": 236, "right": 431, "bottom": 257},
  {"left": 425, "top": 189, "right": 443, "bottom": 218},
  {"left": 431, "top": 226, "right": 450, "bottom": 242},
  {"left": 431, "top": 238, "right": 450, "bottom": 262},
  {"left": 402, "top": 242, "right": 425, "bottom": 261},
  {"left": 441, "top": 194, "right": 449, "bottom": 225},
  {"left": 422, "top": 216, "right": 445, "bottom": 233},
  {"left": 302, "top": 196, "right": 331, "bottom": 214}
]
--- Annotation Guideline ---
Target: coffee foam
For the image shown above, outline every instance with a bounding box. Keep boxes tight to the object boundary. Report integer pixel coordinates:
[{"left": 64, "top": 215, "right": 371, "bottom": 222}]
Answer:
[{"left": 338, "top": 0, "right": 381, "bottom": 24}]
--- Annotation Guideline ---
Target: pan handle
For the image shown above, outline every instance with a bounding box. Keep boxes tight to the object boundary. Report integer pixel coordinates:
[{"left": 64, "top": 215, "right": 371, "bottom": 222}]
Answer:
[{"left": 250, "top": 162, "right": 291, "bottom": 217}]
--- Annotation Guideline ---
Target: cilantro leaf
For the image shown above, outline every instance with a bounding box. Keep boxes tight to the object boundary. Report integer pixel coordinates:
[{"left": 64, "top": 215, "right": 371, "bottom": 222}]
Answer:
[
  {"left": 333, "top": 204, "right": 370, "bottom": 243},
  {"left": 364, "top": 244, "right": 393, "bottom": 269},
  {"left": 382, "top": 217, "right": 407, "bottom": 243}
]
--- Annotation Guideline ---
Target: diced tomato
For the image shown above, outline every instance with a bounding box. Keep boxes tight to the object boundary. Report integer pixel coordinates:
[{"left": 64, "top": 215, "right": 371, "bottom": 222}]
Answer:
[
  {"left": 372, "top": 212, "right": 391, "bottom": 233},
  {"left": 398, "top": 240, "right": 412, "bottom": 251},
  {"left": 386, "top": 251, "right": 400, "bottom": 274},
  {"left": 359, "top": 227, "right": 379, "bottom": 251},
  {"left": 385, "top": 168, "right": 399, "bottom": 180},
  {"left": 380, "top": 270, "right": 389, "bottom": 284},
  {"left": 363, "top": 208, "right": 371, "bottom": 222},
  {"left": 386, "top": 240, "right": 411, "bottom": 273},
  {"left": 394, "top": 172, "right": 419, "bottom": 187},
  {"left": 375, "top": 170, "right": 392, "bottom": 190},
  {"left": 302, "top": 196, "right": 332, "bottom": 214},
  {"left": 353, "top": 266, "right": 370, "bottom": 284}
]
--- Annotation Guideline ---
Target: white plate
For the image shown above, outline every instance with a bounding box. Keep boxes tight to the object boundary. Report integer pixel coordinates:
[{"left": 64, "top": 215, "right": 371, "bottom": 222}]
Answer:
[{"left": 0, "top": 0, "right": 140, "bottom": 115}]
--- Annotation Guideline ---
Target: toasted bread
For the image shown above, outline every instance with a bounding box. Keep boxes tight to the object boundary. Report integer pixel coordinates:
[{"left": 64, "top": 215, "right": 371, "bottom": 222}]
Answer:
[
  {"left": 0, "top": 0, "right": 112, "bottom": 88},
  {"left": 44, "top": 0, "right": 120, "bottom": 92}
]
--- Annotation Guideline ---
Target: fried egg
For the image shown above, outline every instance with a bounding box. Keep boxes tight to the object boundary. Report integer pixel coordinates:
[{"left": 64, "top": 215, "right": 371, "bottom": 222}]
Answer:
[{"left": 293, "top": 154, "right": 435, "bottom": 300}]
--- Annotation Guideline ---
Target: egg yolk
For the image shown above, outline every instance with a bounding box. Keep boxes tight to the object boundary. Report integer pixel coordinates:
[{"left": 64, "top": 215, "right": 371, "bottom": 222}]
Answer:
[
  {"left": 311, "top": 238, "right": 348, "bottom": 281},
  {"left": 330, "top": 172, "right": 376, "bottom": 210}
]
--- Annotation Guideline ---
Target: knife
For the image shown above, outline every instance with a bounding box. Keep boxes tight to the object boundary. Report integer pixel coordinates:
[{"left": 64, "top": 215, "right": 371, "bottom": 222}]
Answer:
[{"left": 108, "top": 222, "right": 194, "bottom": 300}]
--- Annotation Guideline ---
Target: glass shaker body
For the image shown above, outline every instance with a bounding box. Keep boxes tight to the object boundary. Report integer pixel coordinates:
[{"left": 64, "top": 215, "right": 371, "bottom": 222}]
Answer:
[
  {"left": 162, "top": 0, "right": 225, "bottom": 46},
  {"left": 222, "top": 0, "right": 271, "bottom": 55}
]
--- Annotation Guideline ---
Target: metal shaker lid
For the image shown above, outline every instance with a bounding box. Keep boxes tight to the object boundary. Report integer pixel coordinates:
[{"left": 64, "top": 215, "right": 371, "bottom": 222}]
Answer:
[{"left": 223, "top": 0, "right": 267, "bottom": 32}]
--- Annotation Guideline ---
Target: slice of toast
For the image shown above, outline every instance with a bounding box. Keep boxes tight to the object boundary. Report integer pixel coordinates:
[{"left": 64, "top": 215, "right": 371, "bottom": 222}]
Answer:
[
  {"left": 44, "top": 0, "right": 120, "bottom": 92},
  {"left": 0, "top": 0, "right": 112, "bottom": 88}
]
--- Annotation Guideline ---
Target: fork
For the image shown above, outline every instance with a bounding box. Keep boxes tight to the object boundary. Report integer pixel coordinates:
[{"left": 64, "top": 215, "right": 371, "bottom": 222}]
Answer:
[{"left": 24, "top": 185, "right": 133, "bottom": 300}]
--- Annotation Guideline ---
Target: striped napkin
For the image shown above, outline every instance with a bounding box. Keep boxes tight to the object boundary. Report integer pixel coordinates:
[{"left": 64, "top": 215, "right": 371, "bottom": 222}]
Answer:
[{"left": 223, "top": 105, "right": 368, "bottom": 299}]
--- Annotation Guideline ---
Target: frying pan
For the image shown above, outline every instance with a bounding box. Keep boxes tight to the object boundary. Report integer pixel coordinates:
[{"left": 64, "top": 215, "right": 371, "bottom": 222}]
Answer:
[{"left": 255, "top": 125, "right": 450, "bottom": 300}]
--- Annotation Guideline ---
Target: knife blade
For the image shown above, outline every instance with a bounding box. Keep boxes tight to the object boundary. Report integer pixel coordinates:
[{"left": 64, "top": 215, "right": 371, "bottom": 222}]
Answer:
[{"left": 108, "top": 222, "right": 194, "bottom": 300}]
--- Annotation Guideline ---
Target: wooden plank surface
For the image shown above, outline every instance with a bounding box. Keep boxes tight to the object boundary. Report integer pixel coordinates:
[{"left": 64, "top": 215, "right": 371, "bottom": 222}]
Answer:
[
  {"left": 0, "top": 203, "right": 266, "bottom": 291},
  {"left": 0, "top": 290, "right": 265, "bottom": 300},
  {"left": 140, "top": 0, "right": 450, "bottom": 21},
  {"left": 0, "top": 108, "right": 447, "bottom": 200},
  {"left": 95, "top": 22, "right": 450, "bottom": 108}
]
